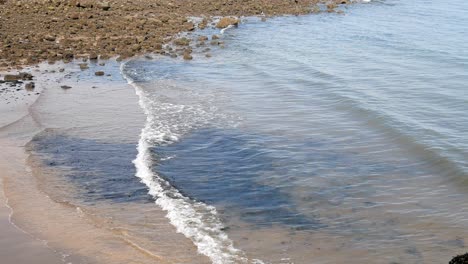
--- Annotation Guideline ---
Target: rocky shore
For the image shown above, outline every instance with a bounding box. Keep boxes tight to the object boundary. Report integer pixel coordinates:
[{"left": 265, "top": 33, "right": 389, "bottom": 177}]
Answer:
[{"left": 0, "top": 0, "right": 354, "bottom": 70}]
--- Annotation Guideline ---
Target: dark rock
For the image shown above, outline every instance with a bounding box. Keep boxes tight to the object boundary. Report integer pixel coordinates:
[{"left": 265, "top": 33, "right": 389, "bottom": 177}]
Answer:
[
  {"left": 19, "top": 72, "right": 33, "bottom": 80},
  {"left": 89, "top": 53, "right": 98, "bottom": 60},
  {"left": 450, "top": 253, "right": 468, "bottom": 264},
  {"left": 61, "top": 85, "right": 72, "bottom": 89},
  {"left": 94, "top": 71, "right": 104, "bottom": 76},
  {"left": 79, "top": 63, "right": 89, "bottom": 70}
]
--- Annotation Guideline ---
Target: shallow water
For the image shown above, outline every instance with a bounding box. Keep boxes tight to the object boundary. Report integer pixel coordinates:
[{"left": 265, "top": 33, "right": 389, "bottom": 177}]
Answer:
[
  {"left": 121, "top": 0, "right": 468, "bottom": 263},
  {"left": 22, "top": 0, "right": 468, "bottom": 263}
]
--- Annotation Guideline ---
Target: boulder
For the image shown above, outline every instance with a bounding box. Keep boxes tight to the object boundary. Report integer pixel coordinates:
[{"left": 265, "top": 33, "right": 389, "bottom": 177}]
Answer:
[{"left": 95, "top": 71, "right": 104, "bottom": 76}]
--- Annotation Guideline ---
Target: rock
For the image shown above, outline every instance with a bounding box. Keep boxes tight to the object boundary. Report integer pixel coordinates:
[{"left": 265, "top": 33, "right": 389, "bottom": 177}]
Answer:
[
  {"left": 173, "top": 37, "right": 190, "bottom": 46},
  {"left": 197, "top": 36, "right": 208, "bottom": 42},
  {"left": 61, "top": 85, "right": 72, "bottom": 89},
  {"left": 184, "top": 22, "right": 195, "bottom": 31},
  {"left": 205, "top": 53, "right": 212, "bottom": 58},
  {"left": 4, "top": 73, "right": 33, "bottom": 82},
  {"left": 327, "top": 3, "right": 337, "bottom": 11},
  {"left": 63, "top": 53, "right": 74, "bottom": 61},
  {"left": 89, "top": 53, "right": 98, "bottom": 60},
  {"left": 69, "top": 13, "right": 80, "bottom": 20},
  {"left": 25, "top": 82, "right": 35, "bottom": 91},
  {"left": 216, "top": 17, "right": 239, "bottom": 28},
  {"left": 59, "top": 68, "right": 65, "bottom": 72},
  {"left": 19, "top": 72, "right": 33, "bottom": 80},
  {"left": 450, "top": 253, "right": 468, "bottom": 264},
  {"left": 44, "top": 35, "right": 56, "bottom": 42},
  {"left": 98, "top": 1, "right": 110, "bottom": 11},
  {"left": 79, "top": 63, "right": 89, "bottom": 70},
  {"left": 210, "top": 40, "right": 219, "bottom": 46},
  {"left": 198, "top": 18, "right": 208, "bottom": 29},
  {"left": 95, "top": 71, "right": 104, "bottom": 76},
  {"left": 4, "top": 75, "right": 21, "bottom": 82},
  {"left": 183, "top": 52, "right": 193, "bottom": 60},
  {"left": 75, "top": 0, "right": 94, "bottom": 8},
  {"left": 212, "top": 34, "right": 219, "bottom": 40}
]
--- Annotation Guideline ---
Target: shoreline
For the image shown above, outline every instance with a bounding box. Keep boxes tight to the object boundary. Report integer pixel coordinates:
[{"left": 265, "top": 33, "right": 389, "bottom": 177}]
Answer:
[
  {"left": 0, "top": 0, "right": 353, "bottom": 71},
  {"left": 0, "top": 60, "right": 216, "bottom": 264}
]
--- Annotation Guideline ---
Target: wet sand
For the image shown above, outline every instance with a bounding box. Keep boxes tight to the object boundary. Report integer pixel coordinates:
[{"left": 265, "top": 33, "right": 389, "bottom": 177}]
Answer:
[
  {"left": 0, "top": 179, "right": 64, "bottom": 264},
  {"left": 0, "top": 61, "right": 211, "bottom": 264}
]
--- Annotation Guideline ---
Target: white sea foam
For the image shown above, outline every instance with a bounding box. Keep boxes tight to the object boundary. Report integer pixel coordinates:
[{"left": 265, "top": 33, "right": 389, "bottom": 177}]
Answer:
[
  {"left": 120, "top": 62, "right": 262, "bottom": 264},
  {"left": 220, "top": 24, "right": 235, "bottom": 35}
]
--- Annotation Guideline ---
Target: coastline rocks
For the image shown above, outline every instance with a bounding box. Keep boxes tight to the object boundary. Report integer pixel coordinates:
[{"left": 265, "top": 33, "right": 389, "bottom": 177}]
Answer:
[
  {"left": 0, "top": 0, "right": 331, "bottom": 69},
  {"left": 216, "top": 17, "right": 239, "bottom": 28}
]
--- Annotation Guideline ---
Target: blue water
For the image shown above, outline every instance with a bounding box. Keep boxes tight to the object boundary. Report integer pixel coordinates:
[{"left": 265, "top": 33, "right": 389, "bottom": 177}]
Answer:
[
  {"left": 122, "top": 0, "right": 468, "bottom": 262},
  {"left": 34, "top": 0, "right": 468, "bottom": 263}
]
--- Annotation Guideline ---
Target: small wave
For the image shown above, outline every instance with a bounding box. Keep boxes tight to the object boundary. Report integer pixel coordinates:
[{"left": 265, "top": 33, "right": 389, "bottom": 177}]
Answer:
[{"left": 120, "top": 62, "right": 262, "bottom": 264}]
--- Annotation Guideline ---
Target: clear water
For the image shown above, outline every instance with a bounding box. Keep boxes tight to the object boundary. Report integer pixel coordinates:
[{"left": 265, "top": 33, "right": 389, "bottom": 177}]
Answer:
[
  {"left": 121, "top": 0, "right": 467, "bottom": 263},
  {"left": 124, "top": 0, "right": 468, "bottom": 263}
]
